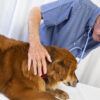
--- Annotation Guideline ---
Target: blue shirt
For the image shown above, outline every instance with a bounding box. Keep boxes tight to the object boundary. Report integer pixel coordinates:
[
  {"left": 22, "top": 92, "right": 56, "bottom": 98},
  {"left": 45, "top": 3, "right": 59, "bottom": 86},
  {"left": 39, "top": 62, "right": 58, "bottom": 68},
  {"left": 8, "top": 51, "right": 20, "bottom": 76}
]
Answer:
[{"left": 39, "top": 0, "right": 100, "bottom": 58}]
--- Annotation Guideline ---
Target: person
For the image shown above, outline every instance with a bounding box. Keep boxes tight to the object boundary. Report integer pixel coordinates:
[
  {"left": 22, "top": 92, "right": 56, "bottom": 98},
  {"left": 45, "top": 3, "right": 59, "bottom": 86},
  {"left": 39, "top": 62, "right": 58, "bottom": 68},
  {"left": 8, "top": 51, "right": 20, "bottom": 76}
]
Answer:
[{"left": 28, "top": 0, "right": 100, "bottom": 76}]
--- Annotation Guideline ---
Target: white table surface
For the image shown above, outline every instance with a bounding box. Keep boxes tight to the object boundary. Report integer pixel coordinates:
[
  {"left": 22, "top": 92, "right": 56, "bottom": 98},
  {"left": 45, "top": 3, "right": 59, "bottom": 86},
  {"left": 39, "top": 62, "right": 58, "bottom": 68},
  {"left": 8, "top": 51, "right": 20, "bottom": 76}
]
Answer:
[
  {"left": 0, "top": 83, "right": 100, "bottom": 100},
  {"left": 57, "top": 83, "right": 100, "bottom": 100}
]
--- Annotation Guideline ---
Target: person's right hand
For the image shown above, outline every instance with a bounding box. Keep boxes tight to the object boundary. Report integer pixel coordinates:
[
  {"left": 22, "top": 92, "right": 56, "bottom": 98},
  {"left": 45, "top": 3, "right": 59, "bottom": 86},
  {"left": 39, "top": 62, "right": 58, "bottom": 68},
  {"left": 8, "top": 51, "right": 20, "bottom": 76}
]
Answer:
[{"left": 28, "top": 42, "right": 52, "bottom": 76}]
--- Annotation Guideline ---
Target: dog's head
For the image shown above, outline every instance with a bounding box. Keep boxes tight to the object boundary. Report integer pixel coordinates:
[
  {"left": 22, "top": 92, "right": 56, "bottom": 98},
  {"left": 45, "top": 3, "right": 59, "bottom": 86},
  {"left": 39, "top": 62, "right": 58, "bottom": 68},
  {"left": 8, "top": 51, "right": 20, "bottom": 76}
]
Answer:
[{"left": 45, "top": 46, "right": 78, "bottom": 87}]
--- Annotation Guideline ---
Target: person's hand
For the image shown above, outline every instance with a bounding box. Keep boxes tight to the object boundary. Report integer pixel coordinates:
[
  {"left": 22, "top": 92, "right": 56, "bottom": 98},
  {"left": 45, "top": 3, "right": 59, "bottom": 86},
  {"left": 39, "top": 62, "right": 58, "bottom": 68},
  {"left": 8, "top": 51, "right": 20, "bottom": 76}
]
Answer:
[{"left": 28, "top": 42, "right": 52, "bottom": 76}]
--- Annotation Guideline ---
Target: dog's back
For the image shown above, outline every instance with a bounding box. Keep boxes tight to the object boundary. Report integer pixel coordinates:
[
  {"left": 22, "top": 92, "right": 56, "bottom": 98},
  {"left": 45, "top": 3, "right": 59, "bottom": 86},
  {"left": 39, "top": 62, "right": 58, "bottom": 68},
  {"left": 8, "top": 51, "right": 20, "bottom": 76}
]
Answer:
[
  {"left": 0, "top": 35, "right": 29, "bottom": 94},
  {"left": 0, "top": 35, "right": 59, "bottom": 100},
  {"left": 0, "top": 35, "right": 27, "bottom": 78}
]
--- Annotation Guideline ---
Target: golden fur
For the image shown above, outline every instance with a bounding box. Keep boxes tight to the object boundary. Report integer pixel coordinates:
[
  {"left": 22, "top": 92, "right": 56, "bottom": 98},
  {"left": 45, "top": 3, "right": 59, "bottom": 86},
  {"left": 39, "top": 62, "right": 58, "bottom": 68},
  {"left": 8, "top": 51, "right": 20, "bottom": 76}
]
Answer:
[{"left": 0, "top": 35, "right": 78, "bottom": 100}]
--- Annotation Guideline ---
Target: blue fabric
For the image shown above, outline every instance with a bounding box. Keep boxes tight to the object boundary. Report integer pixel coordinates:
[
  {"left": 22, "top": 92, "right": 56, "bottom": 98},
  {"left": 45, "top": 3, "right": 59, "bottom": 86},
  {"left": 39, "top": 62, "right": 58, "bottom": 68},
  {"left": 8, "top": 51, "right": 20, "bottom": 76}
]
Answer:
[{"left": 40, "top": 0, "right": 100, "bottom": 58}]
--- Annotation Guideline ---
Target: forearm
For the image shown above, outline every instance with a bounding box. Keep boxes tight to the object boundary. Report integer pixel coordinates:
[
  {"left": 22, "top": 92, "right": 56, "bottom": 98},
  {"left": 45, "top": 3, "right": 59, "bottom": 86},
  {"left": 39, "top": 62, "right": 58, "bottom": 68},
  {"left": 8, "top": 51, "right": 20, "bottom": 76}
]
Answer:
[
  {"left": 28, "top": 7, "right": 51, "bottom": 76},
  {"left": 28, "top": 7, "right": 42, "bottom": 45}
]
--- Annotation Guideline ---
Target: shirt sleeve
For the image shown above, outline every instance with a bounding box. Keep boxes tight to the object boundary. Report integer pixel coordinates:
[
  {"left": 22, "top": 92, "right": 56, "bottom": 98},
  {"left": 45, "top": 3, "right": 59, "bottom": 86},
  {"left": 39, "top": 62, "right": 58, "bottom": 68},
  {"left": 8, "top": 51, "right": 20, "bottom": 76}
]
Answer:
[{"left": 41, "top": 0, "right": 73, "bottom": 26}]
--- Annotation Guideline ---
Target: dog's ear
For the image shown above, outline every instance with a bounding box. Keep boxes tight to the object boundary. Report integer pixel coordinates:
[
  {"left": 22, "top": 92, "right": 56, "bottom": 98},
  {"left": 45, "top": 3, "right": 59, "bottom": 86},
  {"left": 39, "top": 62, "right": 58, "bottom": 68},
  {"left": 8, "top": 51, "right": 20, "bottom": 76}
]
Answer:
[
  {"left": 21, "top": 60, "right": 35, "bottom": 80},
  {"left": 45, "top": 46, "right": 54, "bottom": 55},
  {"left": 45, "top": 46, "right": 59, "bottom": 62},
  {"left": 22, "top": 60, "right": 30, "bottom": 78}
]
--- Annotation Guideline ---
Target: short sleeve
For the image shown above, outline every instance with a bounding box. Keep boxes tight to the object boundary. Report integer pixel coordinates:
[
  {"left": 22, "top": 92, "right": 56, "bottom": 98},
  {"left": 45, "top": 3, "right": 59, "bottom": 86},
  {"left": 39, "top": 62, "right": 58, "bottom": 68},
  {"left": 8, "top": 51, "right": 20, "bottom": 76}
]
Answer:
[{"left": 41, "top": 0, "right": 73, "bottom": 26}]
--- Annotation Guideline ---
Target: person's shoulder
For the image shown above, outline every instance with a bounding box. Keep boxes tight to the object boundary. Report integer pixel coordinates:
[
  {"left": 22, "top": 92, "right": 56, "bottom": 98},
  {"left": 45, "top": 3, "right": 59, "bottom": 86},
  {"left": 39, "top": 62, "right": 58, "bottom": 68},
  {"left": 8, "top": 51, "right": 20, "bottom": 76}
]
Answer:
[
  {"left": 58, "top": 0, "right": 78, "bottom": 6},
  {"left": 79, "top": 0, "right": 98, "bottom": 9}
]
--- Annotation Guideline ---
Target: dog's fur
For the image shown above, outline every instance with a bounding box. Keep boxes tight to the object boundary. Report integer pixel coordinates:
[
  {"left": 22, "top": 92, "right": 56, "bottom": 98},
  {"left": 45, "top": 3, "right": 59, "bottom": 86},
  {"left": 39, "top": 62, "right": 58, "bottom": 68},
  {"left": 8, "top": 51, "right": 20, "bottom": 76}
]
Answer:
[{"left": 0, "top": 35, "right": 78, "bottom": 100}]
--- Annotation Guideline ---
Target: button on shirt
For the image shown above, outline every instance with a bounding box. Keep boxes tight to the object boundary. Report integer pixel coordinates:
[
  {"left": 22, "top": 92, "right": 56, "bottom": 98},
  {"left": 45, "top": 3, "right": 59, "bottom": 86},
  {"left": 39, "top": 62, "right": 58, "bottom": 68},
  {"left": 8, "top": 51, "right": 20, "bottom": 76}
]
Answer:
[{"left": 39, "top": 0, "right": 100, "bottom": 58}]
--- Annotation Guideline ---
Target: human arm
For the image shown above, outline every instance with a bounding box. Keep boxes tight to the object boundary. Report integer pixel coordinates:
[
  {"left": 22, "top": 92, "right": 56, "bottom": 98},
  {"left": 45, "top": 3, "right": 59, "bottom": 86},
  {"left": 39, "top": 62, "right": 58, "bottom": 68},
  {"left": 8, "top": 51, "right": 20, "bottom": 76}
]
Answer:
[{"left": 28, "top": 7, "right": 52, "bottom": 76}]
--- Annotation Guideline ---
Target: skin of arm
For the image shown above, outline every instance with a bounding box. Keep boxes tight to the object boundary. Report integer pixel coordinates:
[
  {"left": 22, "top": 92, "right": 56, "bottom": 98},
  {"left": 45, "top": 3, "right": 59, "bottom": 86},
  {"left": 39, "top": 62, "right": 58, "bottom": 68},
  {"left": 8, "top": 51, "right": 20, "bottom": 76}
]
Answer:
[
  {"left": 28, "top": 7, "right": 41, "bottom": 44},
  {"left": 28, "top": 7, "right": 52, "bottom": 76}
]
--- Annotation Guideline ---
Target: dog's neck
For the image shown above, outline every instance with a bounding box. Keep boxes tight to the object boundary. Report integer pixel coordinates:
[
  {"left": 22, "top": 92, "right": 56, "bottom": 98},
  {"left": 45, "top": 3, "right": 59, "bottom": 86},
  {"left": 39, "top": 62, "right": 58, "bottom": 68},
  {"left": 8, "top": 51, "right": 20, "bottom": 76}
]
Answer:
[{"left": 41, "top": 74, "right": 49, "bottom": 84}]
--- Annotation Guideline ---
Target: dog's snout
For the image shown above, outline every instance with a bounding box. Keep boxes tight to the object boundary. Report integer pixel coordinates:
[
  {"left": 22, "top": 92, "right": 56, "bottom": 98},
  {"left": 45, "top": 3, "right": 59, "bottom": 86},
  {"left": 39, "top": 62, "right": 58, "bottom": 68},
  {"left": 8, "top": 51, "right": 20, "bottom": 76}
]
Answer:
[
  {"left": 67, "top": 82, "right": 71, "bottom": 86},
  {"left": 77, "top": 79, "right": 79, "bottom": 83},
  {"left": 72, "top": 79, "right": 78, "bottom": 87}
]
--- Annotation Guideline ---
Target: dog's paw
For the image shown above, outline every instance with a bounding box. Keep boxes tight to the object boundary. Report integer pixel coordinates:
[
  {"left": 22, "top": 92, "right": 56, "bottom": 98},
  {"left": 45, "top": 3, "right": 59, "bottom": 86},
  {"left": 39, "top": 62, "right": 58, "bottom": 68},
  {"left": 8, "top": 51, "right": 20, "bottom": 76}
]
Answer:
[{"left": 53, "top": 89, "right": 69, "bottom": 100}]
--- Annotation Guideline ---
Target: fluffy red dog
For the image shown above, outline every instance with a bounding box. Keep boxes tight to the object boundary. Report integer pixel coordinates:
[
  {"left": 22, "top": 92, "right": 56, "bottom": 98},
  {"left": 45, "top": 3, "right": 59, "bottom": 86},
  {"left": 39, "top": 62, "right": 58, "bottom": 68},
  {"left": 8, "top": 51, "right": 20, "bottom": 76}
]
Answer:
[{"left": 0, "top": 35, "right": 78, "bottom": 100}]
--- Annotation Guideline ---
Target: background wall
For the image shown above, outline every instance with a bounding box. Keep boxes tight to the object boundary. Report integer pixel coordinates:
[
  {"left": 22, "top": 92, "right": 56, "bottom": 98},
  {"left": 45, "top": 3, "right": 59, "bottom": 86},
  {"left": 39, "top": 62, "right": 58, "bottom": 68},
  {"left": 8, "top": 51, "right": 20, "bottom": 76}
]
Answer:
[
  {"left": 0, "top": 0, "right": 55, "bottom": 41},
  {"left": 0, "top": 0, "right": 100, "bottom": 88}
]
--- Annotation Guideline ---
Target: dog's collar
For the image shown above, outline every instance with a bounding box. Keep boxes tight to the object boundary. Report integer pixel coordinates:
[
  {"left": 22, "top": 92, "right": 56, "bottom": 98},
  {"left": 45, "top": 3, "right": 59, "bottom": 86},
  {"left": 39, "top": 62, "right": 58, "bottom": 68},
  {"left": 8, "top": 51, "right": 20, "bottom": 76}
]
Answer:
[{"left": 41, "top": 74, "right": 49, "bottom": 83}]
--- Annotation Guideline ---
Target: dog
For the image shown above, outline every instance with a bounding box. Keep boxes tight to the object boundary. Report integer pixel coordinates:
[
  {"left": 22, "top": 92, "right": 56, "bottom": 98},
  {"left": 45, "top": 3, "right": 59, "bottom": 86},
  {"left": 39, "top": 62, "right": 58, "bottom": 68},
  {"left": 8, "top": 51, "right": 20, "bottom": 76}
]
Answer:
[{"left": 0, "top": 35, "right": 78, "bottom": 100}]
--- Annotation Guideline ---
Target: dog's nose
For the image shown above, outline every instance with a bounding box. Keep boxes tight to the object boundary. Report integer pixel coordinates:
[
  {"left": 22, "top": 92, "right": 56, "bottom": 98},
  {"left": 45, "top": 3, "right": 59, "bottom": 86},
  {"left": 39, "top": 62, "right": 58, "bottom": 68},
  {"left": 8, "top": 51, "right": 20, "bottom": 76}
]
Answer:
[
  {"left": 77, "top": 79, "right": 79, "bottom": 83},
  {"left": 67, "top": 82, "right": 71, "bottom": 86},
  {"left": 72, "top": 79, "right": 79, "bottom": 87}
]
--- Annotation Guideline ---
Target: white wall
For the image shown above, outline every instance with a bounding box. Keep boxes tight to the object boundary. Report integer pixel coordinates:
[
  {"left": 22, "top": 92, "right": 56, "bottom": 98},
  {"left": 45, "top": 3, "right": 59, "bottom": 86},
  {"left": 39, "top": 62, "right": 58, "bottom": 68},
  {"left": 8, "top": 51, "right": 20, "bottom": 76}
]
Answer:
[{"left": 91, "top": 0, "right": 100, "bottom": 7}]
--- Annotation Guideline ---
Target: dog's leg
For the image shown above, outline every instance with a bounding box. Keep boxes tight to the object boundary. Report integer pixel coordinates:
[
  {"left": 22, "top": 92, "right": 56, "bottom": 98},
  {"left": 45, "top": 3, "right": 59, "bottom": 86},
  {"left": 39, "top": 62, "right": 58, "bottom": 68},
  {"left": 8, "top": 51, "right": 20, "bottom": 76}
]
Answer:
[
  {"left": 46, "top": 83, "right": 69, "bottom": 100},
  {"left": 3, "top": 79, "right": 58, "bottom": 100},
  {"left": 22, "top": 60, "right": 46, "bottom": 91},
  {"left": 10, "top": 90, "right": 59, "bottom": 100},
  {"left": 47, "top": 89, "right": 69, "bottom": 100}
]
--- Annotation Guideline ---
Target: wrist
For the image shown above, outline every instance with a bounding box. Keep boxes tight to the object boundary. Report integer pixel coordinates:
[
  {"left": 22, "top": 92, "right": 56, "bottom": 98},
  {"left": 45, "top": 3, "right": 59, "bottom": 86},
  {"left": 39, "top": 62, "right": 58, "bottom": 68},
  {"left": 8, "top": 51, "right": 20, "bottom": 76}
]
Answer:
[
  {"left": 29, "top": 38, "right": 41, "bottom": 47},
  {"left": 29, "top": 33, "right": 41, "bottom": 43}
]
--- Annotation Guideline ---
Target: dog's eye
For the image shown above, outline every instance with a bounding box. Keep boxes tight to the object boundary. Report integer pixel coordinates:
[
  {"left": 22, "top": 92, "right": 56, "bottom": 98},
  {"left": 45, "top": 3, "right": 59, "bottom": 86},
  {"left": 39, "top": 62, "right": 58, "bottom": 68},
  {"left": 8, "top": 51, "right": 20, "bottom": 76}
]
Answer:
[
  {"left": 58, "top": 60, "right": 71, "bottom": 67},
  {"left": 70, "top": 70, "right": 75, "bottom": 76},
  {"left": 60, "top": 78, "right": 63, "bottom": 81},
  {"left": 65, "top": 61, "right": 71, "bottom": 67},
  {"left": 57, "top": 61, "right": 65, "bottom": 67}
]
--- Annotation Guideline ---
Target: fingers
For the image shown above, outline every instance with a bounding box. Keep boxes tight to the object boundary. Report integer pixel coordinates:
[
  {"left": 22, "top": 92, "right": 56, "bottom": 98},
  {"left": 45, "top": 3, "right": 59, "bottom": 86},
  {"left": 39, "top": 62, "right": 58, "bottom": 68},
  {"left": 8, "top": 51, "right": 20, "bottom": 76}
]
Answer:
[
  {"left": 28, "top": 45, "right": 52, "bottom": 76},
  {"left": 28, "top": 56, "right": 32, "bottom": 71},
  {"left": 28, "top": 56, "right": 47, "bottom": 76},
  {"left": 41, "top": 57, "right": 47, "bottom": 74},
  {"left": 45, "top": 51, "right": 52, "bottom": 62},
  {"left": 32, "top": 58, "right": 37, "bottom": 75},
  {"left": 28, "top": 54, "right": 44, "bottom": 76},
  {"left": 37, "top": 58, "right": 42, "bottom": 76},
  {"left": 28, "top": 53, "right": 37, "bottom": 75}
]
